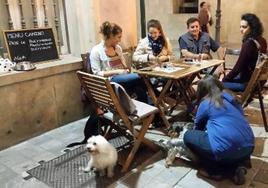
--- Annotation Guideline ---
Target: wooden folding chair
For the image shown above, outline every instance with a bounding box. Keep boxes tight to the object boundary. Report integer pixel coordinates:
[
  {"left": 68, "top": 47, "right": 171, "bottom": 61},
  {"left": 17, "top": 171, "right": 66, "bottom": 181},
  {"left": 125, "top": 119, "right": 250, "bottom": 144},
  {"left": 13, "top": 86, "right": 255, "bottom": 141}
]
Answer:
[
  {"left": 220, "top": 47, "right": 240, "bottom": 76},
  {"left": 76, "top": 71, "right": 159, "bottom": 172},
  {"left": 238, "top": 58, "right": 268, "bottom": 132},
  {"left": 81, "top": 53, "right": 92, "bottom": 73}
]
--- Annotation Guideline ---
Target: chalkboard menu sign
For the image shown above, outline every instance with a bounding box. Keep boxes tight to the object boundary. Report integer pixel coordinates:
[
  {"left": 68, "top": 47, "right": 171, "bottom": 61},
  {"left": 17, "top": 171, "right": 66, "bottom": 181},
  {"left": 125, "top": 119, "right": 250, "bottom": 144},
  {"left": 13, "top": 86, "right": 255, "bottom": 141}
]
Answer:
[{"left": 3, "top": 28, "right": 59, "bottom": 62}]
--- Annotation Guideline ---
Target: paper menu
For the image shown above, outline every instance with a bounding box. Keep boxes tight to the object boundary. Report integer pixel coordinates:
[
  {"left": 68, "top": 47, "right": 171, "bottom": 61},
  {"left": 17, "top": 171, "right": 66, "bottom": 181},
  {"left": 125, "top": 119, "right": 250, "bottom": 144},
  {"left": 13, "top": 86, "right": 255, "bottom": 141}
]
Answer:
[{"left": 153, "top": 66, "right": 185, "bottom": 73}]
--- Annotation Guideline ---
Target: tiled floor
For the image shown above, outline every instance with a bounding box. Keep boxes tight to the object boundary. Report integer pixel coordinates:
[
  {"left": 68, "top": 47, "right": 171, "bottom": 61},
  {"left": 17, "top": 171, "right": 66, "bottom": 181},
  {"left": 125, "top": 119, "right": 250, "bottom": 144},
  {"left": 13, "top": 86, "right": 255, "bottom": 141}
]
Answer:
[{"left": 1, "top": 107, "right": 268, "bottom": 188}]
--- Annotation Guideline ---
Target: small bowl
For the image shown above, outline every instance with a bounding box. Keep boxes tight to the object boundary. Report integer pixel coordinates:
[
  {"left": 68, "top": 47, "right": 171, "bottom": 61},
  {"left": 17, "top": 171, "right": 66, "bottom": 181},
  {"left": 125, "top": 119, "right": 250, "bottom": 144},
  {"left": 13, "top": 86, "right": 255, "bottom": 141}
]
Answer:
[{"left": 14, "top": 61, "right": 36, "bottom": 71}]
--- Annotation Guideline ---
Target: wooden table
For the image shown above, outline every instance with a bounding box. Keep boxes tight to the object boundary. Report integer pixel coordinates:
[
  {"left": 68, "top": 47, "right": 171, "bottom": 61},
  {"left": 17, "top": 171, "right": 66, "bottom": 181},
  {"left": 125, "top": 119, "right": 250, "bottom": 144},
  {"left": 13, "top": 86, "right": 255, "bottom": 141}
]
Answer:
[{"left": 134, "top": 59, "right": 224, "bottom": 129}]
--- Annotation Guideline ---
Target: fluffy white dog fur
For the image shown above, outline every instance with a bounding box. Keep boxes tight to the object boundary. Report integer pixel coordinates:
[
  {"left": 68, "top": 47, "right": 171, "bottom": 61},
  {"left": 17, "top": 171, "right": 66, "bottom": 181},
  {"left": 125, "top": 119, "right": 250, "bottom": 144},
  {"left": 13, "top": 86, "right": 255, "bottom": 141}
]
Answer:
[{"left": 83, "top": 135, "right": 118, "bottom": 177}]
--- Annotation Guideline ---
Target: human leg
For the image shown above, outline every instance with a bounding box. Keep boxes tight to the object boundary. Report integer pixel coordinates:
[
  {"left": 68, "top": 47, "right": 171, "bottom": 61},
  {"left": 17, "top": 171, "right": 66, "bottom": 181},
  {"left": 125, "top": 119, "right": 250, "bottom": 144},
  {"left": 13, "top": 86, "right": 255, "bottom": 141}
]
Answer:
[
  {"left": 111, "top": 73, "right": 148, "bottom": 103},
  {"left": 183, "top": 130, "right": 215, "bottom": 161},
  {"left": 216, "top": 146, "right": 254, "bottom": 185},
  {"left": 111, "top": 73, "right": 146, "bottom": 89},
  {"left": 222, "top": 75, "right": 246, "bottom": 92},
  {"left": 183, "top": 130, "right": 227, "bottom": 178},
  {"left": 222, "top": 81, "right": 246, "bottom": 92}
]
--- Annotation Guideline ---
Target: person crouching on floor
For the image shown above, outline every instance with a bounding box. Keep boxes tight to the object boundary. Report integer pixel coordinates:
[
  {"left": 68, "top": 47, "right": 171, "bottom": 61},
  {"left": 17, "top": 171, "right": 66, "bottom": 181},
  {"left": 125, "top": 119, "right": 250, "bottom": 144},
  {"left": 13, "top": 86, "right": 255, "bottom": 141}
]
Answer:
[{"left": 170, "top": 75, "right": 254, "bottom": 185}]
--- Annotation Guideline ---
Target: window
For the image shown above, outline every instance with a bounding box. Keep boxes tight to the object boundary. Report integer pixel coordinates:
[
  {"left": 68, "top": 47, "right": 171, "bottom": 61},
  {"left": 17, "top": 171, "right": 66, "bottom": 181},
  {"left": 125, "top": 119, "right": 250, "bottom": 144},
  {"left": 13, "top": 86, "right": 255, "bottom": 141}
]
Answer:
[
  {"left": 173, "top": 0, "right": 198, "bottom": 14},
  {"left": 0, "top": 0, "right": 69, "bottom": 58}
]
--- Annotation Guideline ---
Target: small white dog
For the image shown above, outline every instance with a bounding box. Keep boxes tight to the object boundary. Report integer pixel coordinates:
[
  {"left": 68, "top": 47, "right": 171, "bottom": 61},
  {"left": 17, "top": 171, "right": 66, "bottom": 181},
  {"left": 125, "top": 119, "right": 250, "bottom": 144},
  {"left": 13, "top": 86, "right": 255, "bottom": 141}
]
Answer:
[{"left": 83, "top": 135, "right": 118, "bottom": 177}]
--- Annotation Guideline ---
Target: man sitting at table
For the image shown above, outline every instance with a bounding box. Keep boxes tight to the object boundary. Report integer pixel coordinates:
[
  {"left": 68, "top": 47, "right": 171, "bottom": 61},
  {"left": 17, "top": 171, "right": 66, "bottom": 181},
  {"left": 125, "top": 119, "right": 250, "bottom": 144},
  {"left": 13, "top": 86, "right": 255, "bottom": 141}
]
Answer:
[{"left": 178, "top": 17, "right": 222, "bottom": 61}]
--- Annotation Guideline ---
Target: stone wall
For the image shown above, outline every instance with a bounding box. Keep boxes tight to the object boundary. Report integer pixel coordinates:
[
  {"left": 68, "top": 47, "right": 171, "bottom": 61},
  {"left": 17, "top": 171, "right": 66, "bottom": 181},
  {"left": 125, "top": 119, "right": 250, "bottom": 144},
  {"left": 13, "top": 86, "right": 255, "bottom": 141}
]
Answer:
[
  {"left": 144, "top": 0, "right": 268, "bottom": 46},
  {"left": 0, "top": 55, "right": 87, "bottom": 149}
]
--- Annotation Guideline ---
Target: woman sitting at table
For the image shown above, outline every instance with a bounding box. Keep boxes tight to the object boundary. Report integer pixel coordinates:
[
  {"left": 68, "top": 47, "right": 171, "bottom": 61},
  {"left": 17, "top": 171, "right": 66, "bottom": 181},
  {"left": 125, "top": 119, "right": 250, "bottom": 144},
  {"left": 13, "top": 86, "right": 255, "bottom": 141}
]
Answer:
[
  {"left": 90, "top": 21, "right": 147, "bottom": 103},
  {"left": 170, "top": 75, "right": 254, "bottom": 185},
  {"left": 222, "top": 13, "right": 267, "bottom": 92},
  {"left": 132, "top": 19, "right": 173, "bottom": 63}
]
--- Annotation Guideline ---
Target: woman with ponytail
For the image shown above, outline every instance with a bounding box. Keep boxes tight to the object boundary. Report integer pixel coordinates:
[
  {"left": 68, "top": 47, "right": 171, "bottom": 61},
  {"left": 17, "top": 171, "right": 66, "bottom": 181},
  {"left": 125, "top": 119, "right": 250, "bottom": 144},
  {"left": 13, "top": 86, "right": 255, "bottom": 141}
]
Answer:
[{"left": 90, "top": 21, "right": 147, "bottom": 103}]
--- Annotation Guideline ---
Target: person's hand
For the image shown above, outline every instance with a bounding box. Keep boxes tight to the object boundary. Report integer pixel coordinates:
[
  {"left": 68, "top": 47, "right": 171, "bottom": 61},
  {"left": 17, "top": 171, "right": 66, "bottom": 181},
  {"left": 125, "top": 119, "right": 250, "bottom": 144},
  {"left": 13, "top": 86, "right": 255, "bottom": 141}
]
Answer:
[
  {"left": 117, "top": 69, "right": 129, "bottom": 75},
  {"left": 201, "top": 53, "right": 210, "bottom": 60},
  {"left": 158, "top": 56, "right": 168, "bottom": 62},
  {"left": 148, "top": 54, "right": 156, "bottom": 61}
]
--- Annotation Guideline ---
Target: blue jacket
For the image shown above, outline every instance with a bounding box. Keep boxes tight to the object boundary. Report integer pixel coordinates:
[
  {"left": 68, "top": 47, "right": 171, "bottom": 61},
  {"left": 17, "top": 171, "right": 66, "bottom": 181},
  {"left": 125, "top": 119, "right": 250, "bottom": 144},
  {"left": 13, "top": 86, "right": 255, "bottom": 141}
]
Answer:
[{"left": 195, "top": 92, "right": 254, "bottom": 160}]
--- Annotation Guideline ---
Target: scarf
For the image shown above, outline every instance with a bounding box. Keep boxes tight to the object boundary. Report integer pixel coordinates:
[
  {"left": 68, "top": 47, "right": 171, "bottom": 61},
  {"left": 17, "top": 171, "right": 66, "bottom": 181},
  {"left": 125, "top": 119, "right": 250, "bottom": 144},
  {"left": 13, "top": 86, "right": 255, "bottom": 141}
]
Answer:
[{"left": 148, "top": 34, "right": 164, "bottom": 56}]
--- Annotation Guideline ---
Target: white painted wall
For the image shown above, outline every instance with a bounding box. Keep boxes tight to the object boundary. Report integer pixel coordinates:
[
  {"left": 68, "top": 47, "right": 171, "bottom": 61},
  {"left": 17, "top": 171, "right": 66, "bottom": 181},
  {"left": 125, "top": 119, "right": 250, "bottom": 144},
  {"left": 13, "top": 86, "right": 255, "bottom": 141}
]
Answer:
[
  {"left": 64, "top": 0, "right": 99, "bottom": 56},
  {"left": 64, "top": 0, "right": 138, "bottom": 56}
]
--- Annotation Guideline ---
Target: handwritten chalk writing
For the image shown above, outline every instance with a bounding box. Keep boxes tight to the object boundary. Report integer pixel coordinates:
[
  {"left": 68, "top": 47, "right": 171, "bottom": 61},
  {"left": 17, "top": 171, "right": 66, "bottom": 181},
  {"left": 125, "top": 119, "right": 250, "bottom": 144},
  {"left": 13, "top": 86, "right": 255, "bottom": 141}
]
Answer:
[
  {"left": 6, "top": 33, "right": 24, "bottom": 39},
  {"left": 31, "top": 46, "right": 52, "bottom": 51},
  {"left": 8, "top": 41, "right": 19, "bottom": 46},
  {"left": 25, "top": 31, "right": 45, "bottom": 37},
  {"left": 13, "top": 55, "right": 26, "bottom": 61},
  {"left": 4, "top": 28, "right": 58, "bottom": 62}
]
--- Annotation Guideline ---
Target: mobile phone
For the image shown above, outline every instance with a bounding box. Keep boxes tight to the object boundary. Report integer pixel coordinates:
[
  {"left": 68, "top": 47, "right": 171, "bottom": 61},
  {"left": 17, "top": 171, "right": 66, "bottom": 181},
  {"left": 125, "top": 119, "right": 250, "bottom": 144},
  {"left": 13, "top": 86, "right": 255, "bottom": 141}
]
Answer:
[{"left": 185, "top": 58, "right": 193, "bottom": 62}]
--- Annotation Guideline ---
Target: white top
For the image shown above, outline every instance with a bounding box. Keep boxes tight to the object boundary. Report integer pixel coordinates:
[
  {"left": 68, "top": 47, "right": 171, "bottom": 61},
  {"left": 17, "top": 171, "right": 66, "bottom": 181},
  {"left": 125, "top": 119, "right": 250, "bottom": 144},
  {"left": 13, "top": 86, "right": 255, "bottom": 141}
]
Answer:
[{"left": 90, "top": 41, "right": 127, "bottom": 76}]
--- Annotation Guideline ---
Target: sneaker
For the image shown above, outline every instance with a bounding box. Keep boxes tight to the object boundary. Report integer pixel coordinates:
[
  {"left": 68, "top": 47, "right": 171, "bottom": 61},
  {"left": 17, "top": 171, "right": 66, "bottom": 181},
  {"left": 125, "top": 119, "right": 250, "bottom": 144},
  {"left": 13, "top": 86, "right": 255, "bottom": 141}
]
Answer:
[{"left": 233, "top": 166, "right": 247, "bottom": 185}]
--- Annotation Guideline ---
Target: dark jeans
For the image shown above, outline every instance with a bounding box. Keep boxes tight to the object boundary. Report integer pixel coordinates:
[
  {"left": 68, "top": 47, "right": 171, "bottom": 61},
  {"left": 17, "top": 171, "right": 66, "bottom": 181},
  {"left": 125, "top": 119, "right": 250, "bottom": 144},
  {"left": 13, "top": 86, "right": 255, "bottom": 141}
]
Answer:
[
  {"left": 111, "top": 73, "right": 148, "bottom": 103},
  {"left": 222, "top": 75, "right": 246, "bottom": 92},
  {"left": 184, "top": 130, "right": 253, "bottom": 174}
]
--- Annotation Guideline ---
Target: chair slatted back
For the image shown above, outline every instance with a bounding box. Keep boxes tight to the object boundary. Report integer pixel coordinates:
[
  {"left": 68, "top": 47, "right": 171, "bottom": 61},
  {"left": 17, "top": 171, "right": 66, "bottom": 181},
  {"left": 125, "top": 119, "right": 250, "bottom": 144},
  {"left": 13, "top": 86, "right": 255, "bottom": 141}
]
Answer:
[
  {"left": 220, "top": 47, "right": 240, "bottom": 75},
  {"left": 240, "top": 60, "right": 264, "bottom": 105},
  {"left": 237, "top": 58, "right": 268, "bottom": 132},
  {"left": 259, "top": 58, "right": 268, "bottom": 81},
  {"left": 76, "top": 71, "right": 132, "bottom": 128},
  {"left": 81, "top": 53, "right": 92, "bottom": 73},
  {"left": 77, "top": 71, "right": 158, "bottom": 172},
  {"left": 77, "top": 71, "right": 115, "bottom": 110}
]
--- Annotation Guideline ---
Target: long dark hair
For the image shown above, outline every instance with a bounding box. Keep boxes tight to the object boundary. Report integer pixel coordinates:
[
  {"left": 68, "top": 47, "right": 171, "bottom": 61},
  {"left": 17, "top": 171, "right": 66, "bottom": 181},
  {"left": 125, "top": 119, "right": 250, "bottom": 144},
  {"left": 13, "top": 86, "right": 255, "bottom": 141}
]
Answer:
[
  {"left": 100, "top": 21, "right": 122, "bottom": 40},
  {"left": 196, "top": 75, "right": 224, "bottom": 107},
  {"left": 200, "top": 1, "right": 206, "bottom": 8},
  {"left": 147, "top": 19, "right": 168, "bottom": 49},
  {"left": 241, "top": 13, "right": 263, "bottom": 40}
]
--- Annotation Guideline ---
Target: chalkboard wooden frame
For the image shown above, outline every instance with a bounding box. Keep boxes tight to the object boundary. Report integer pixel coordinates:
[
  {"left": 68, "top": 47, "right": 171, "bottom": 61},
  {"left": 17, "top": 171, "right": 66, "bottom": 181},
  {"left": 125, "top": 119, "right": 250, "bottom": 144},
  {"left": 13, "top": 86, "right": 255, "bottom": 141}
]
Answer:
[{"left": 3, "top": 28, "right": 59, "bottom": 63}]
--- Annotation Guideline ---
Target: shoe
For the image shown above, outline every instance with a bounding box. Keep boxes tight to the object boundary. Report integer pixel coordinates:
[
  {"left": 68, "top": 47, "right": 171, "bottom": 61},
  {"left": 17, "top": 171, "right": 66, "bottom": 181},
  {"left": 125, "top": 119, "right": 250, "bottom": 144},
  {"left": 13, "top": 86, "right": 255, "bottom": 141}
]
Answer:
[
  {"left": 243, "top": 159, "right": 252, "bottom": 169},
  {"left": 233, "top": 166, "right": 247, "bottom": 185},
  {"left": 198, "top": 169, "right": 223, "bottom": 181}
]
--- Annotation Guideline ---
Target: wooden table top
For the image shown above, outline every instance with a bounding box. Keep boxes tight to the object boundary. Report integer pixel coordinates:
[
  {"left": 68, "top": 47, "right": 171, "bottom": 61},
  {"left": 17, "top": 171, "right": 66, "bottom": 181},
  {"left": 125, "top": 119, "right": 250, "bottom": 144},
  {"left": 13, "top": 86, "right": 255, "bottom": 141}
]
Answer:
[{"left": 133, "top": 59, "right": 224, "bottom": 79}]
